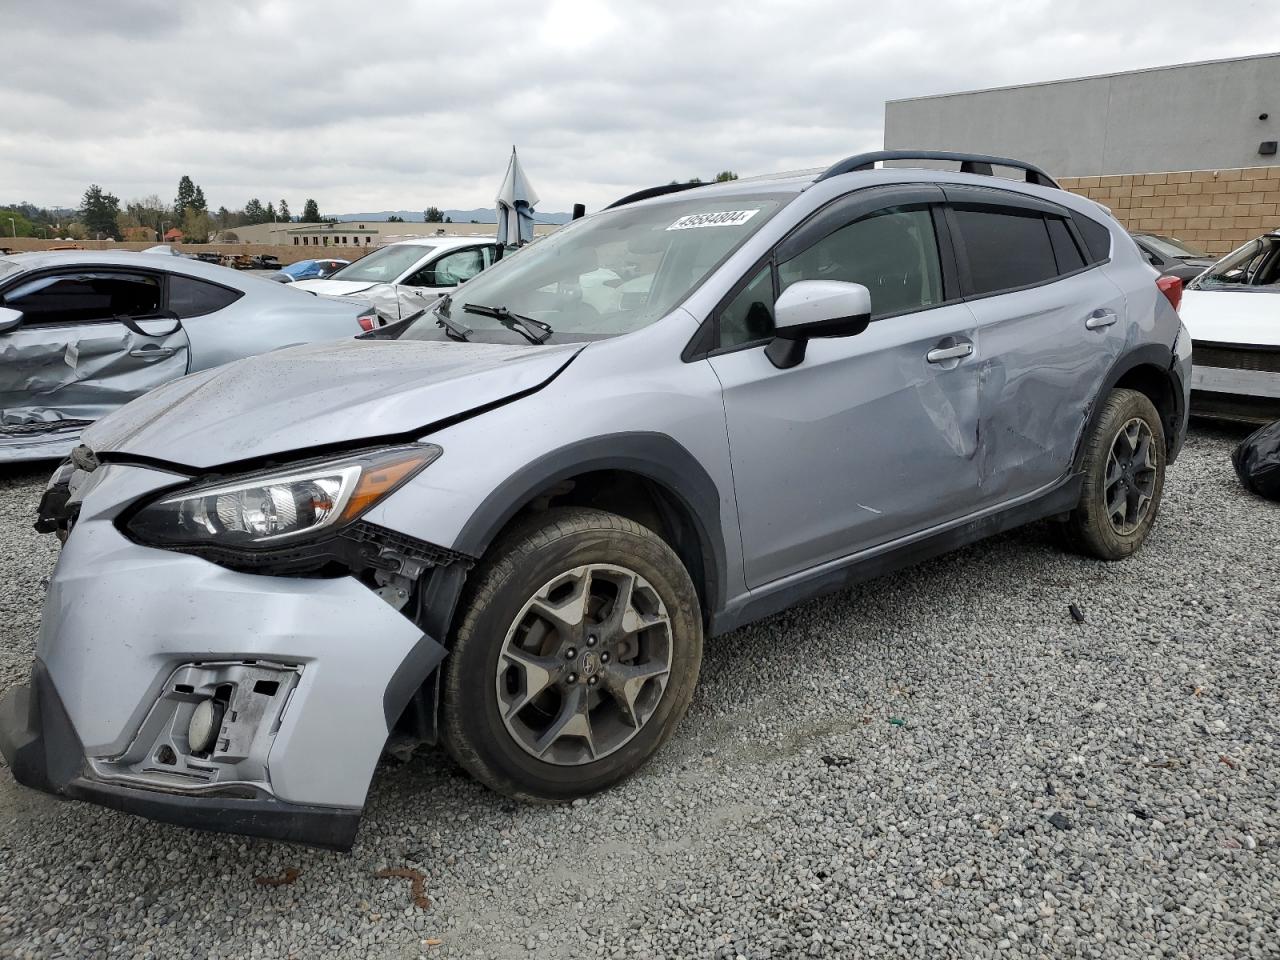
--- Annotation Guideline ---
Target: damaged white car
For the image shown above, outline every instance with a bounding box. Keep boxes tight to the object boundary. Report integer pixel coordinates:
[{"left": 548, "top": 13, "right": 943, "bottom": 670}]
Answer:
[
  {"left": 0, "top": 252, "right": 378, "bottom": 462},
  {"left": 1179, "top": 230, "right": 1280, "bottom": 422},
  {"left": 293, "top": 237, "right": 503, "bottom": 324}
]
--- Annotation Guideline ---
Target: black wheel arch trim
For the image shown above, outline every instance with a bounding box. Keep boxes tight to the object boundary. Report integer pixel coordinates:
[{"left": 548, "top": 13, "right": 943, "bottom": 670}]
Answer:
[
  {"left": 1075, "top": 342, "right": 1187, "bottom": 469},
  {"left": 385, "top": 433, "right": 728, "bottom": 744},
  {"left": 452, "top": 432, "right": 727, "bottom": 618}
]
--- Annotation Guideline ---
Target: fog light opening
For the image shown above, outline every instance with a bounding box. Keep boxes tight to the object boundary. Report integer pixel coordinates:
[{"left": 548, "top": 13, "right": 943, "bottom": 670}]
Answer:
[{"left": 188, "top": 698, "right": 225, "bottom": 755}]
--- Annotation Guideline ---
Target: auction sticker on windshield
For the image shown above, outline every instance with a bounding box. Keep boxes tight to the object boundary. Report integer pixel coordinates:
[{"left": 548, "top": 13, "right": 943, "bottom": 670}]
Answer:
[{"left": 666, "top": 210, "right": 760, "bottom": 231}]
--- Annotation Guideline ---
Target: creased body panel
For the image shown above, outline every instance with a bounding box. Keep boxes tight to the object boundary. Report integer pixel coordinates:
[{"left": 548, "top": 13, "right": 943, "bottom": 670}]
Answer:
[
  {"left": 0, "top": 321, "right": 190, "bottom": 426},
  {"left": 710, "top": 302, "right": 982, "bottom": 587},
  {"left": 82, "top": 338, "right": 584, "bottom": 468},
  {"left": 969, "top": 266, "right": 1128, "bottom": 505},
  {"left": 37, "top": 464, "right": 427, "bottom": 808}
]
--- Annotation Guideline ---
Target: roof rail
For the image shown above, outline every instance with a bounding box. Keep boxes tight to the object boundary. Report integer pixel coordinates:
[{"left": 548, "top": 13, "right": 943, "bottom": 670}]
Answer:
[
  {"left": 606, "top": 181, "right": 707, "bottom": 209},
  {"left": 816, "top": 150, "right": 1061, "bottom": 189}
]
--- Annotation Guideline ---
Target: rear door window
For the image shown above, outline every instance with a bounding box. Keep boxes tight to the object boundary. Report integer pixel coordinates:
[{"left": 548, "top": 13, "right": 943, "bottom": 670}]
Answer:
[
  {"left": 167, "top": 274, "right": 243, "bottom": 318},
  {"left": 950, "top": 206, "right": 1058, "bottom": 296},
  {"left": 3, "top": 271, "right": 162, "bottom": 325}
]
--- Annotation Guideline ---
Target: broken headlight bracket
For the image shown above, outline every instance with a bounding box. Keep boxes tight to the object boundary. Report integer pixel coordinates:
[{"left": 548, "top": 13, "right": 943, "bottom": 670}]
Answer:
[{"left": 119, "top": 518, "right": 471, "bottom": 586}]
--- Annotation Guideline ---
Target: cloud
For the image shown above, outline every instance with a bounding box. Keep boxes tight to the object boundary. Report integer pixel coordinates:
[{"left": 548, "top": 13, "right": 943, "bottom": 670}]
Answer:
[{"left": 1, "top": 0, "right": 1276, "bottom": 214}]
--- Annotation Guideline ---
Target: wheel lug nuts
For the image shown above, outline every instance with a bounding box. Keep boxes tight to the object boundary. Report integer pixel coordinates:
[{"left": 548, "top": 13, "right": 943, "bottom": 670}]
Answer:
[
  {"left": 565, "top": 648, "right": 577, "bottom": 659},
  {"left": 601, "top": 652, "right": 611, "bottom": 663},
  {"left": 588, "top": 676, "right": 599, "bottom": 686},
  {"left": 566, "top": 673, "right": 578, "bottom": 684},
  {"left": 586, "top": 635, "right": 598, "bottom": 647}
]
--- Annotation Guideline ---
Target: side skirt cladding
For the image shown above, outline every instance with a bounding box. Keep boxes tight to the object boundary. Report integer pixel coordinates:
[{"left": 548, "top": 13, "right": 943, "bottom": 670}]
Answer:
[{"left": 712, "top": 476, "right": 1082, "bottom": 636}]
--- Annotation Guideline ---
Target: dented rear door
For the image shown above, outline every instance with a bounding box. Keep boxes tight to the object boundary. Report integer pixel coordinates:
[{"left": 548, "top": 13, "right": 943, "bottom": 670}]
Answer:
[
  {"left": 941, "top": 188, "right": 1128, "bottom": 506},
  {"left": 0, "top": 269, "right": 191, "bottom": 427}
]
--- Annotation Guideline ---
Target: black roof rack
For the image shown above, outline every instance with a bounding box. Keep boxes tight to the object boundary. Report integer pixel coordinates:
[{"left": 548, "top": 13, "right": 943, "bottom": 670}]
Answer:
[
  {"left": 605, "top": 181, "right": 708, "bottom": 209},
  {"left": 816, "top": 150, "right": 1061, "bottom": 189}
]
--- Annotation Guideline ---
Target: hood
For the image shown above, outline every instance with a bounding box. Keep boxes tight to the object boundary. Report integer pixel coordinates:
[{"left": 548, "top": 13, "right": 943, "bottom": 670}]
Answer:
[
  {"left": 82, "top": 338, "right": 584, "bottom": 469},
  {"left": 292, "top": 278, "right": 381, "bottom": 297},
  {"left": 1180, "top": 288, "right": 1280, "bottom": 349}
]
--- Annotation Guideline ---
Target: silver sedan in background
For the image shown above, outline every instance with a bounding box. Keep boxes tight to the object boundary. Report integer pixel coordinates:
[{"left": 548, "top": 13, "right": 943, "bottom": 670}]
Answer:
[{"left": 0, "top": 250, "right": 377, "bottom": 462}]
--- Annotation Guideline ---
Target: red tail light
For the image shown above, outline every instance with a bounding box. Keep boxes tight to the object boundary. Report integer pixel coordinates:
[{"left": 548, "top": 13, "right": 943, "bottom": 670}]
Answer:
[
  {"left": 1156, "top": 275, "right": 1182, "bottom": 312},
  {"left": 357, "top": 314, "right": 377, "bottom": 332}
]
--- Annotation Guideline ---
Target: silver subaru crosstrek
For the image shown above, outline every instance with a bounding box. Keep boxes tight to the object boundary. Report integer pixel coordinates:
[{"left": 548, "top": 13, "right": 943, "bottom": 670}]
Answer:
[{"left": 1, "top": 152, "right": 1191, "bottom": 849}]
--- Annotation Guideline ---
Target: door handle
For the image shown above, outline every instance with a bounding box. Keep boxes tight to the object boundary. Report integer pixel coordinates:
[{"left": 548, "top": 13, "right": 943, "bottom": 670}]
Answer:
[
  {"left": 926, "top": 341, "right": 974, "bottom": 363},
  {"left": 1085, "top": 309, "right": 1118, "bottom": 330},
  {"left": 129, "top": 346, "right": 176, "bottom": 359}
]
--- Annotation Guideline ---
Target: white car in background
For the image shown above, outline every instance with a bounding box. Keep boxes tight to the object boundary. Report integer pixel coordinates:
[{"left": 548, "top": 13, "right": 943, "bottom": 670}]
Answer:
[
  {"left": 294, "top": 236, "right": 503, "bottom": 324},
  {"left": 1179, "top": 230, "right": 1280, "bottom": 422}
]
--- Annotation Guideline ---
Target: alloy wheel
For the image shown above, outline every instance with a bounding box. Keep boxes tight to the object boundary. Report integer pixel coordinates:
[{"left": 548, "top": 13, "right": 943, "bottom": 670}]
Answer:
[
  {"left": 1104, "top": 417, "right": 1157, "bottom": 534},
  {"left": 494, "top": 563, "right": 673, "bottom": 766}
]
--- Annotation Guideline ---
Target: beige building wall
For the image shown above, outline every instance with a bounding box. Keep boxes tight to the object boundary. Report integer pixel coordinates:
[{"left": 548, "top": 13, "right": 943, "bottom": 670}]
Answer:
[
  {"left": 1059, "top": 164, "right": 1280, "bottom": 256},
  {"left": 226, "top": 220, "right": 558, "bottom": 246}
]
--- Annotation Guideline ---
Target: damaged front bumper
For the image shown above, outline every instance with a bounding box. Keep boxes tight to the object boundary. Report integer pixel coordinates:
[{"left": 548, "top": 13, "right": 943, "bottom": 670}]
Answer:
[
  {"left": 1, "top": 462, "right": 451, "bottom": 850},
  {"left": 0, "top": 662, "right": 363, "bottom": 849}
]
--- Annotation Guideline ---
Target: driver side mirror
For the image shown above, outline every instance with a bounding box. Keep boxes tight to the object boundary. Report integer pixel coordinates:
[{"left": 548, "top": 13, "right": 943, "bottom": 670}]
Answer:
[
  {"left": 0, "top": 306, "right": 23, "bottom": 334},
  {"left": 765, "top": 280, "right": 872, "bottom": 369}
]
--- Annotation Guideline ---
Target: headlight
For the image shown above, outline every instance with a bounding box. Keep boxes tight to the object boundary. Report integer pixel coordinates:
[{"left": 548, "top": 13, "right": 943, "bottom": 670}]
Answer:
[{"left": 124, "top": 445, "right": 440, "bottom": 549}]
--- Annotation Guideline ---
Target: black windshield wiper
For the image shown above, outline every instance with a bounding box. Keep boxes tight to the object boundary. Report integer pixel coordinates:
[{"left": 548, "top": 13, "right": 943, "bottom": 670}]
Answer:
[
  {"left": 462, "top": 303, "right": 553, "bottom": 344},
  {"left": 432, "top": 296, "right": 471, "bottom": 341}
]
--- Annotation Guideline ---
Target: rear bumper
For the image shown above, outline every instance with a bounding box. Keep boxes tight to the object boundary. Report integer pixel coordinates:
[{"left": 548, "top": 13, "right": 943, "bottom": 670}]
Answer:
[
  {"left": 1191, "top": 364, "right": 1280, "bottom": 401},
  {"left": 0, "top": 663, "right": 360, "bottom": 850}
]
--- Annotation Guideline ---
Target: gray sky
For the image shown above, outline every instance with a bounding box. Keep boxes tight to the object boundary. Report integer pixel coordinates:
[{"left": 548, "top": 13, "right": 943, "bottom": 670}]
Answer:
[{"left": 2, "top": 0, "right": 1277, "bottom": 215}]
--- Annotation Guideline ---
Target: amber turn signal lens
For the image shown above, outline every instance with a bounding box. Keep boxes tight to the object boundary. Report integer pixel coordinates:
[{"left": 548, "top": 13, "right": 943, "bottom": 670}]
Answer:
[{"left": 339, "top": 450, "right": 436, "bottom": 523}]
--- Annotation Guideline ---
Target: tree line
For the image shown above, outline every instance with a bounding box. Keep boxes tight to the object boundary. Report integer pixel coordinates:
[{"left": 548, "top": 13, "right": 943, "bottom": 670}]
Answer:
[{"left": 2, "top": 176, "right": 328, "bottom": 243}]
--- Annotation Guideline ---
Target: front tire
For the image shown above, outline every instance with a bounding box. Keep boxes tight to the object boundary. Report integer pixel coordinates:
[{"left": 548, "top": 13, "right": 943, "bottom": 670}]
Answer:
[
  {"left": 1062, "top": 388, "right": 1166, "bottom": 560},
  {"left": 441, "top": 507, "right": 703, "bottom": 802}
]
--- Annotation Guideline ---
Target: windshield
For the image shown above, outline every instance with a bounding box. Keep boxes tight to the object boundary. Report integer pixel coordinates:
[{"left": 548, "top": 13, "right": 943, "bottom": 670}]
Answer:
[
  {"left": 0, "top": 259, "right": 21, "bottom": 283},
  {"left": 280, "top": 261, "right": 313, "bottom": 278},
  {"left": 1137, "top": 234, "right": 1209, "bottom": 260},
  {"left": 397, "top": 194, "right": 783, "bottom": 343},
  {"left": 329, "top": 244, "right": 432, "bottom": 283},
  {"left": 1191, "top": 236, "right": 1280, "bottom": 291}
]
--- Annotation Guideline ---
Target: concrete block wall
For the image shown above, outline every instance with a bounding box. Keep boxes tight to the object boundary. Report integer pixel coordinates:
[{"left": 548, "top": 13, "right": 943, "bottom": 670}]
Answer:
[
  {"left": 1059, "top": 165, "right": 1280, "bottom": 256},
  {"left": 0, "top": 238, "right": 367, "bottom": 265}
]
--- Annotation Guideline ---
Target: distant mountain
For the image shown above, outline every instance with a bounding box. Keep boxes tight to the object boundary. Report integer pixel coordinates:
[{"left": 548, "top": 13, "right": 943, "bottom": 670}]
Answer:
[{"left": 330, "top": 208, "right": 572, "bottom": 225}]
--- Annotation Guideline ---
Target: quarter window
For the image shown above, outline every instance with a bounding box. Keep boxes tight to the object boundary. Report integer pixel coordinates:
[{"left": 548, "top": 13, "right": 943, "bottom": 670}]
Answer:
[
  {"left": 778, "top": 205, "right": 944, "bottom": 319},
  {"left": 167, "top": 275, "right": 243, "bottom": 318},
  {"left": 1073, "top": 214, "right": 1112, "bottom": 263},
  {"left": 951, "top": 206, "right": 1058, "bottom": 295}
]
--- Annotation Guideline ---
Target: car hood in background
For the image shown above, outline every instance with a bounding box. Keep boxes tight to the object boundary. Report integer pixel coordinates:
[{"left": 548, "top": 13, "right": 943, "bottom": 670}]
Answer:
[
  {"left": 291, "top": 278, "right": 382, "bottom": 297},
  {"left": 82, "top": 338, "right": 585, "bottom": 469},
  {"left": 1180, "top": 289, "right": 1280, "bottom": 349}
]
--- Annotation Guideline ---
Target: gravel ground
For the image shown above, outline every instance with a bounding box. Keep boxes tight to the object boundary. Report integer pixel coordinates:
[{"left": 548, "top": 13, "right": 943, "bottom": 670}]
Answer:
[{"left": 1, "top": 423, "right": 1277, "bottom": 959}]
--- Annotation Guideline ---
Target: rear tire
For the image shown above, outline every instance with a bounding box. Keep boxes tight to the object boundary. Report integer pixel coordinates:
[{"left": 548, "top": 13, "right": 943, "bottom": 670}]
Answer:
[
  {"left": 441, "top": 507, "right": 703, "bottom": 802},
  {"left": 1062, "top": 388, "right": 1166, "bottom": 560}
]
